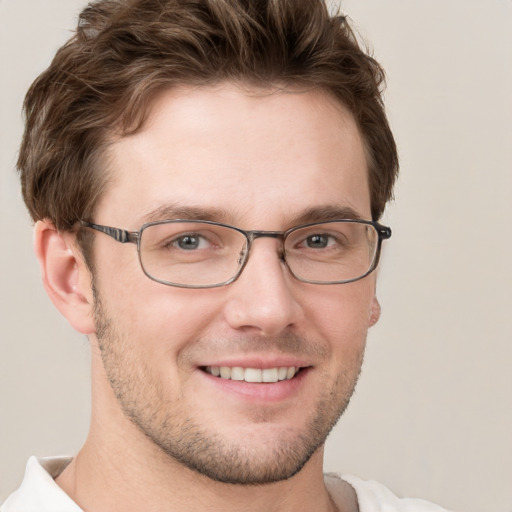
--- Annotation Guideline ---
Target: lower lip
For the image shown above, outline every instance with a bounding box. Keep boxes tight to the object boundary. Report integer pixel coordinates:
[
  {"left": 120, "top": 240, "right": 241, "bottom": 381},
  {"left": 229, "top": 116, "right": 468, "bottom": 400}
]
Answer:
[{"left": 198, "top": 367, "right": 311, "bottom": 403}]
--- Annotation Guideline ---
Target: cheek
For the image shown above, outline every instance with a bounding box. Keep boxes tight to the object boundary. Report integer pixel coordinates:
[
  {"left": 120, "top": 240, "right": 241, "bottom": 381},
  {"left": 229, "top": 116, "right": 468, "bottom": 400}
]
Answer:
[
  {"left": 99, "top": 268, "right": 226, "bottom": 355},
  {"left": 303, "top": 280, "right": 375, "bottom": 347}
]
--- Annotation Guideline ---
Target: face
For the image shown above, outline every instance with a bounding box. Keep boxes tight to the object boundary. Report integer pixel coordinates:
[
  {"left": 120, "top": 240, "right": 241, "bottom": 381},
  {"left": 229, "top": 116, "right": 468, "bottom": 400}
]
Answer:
[{"left": 88, "top": 83, "right": 379, "bottom": 484}]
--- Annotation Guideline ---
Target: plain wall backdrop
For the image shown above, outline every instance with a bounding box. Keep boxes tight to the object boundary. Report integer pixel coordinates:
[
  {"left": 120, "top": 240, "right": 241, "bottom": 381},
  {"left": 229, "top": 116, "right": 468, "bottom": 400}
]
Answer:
[{"left": 1, "top": 1, "right": 511, "bottom": 511}]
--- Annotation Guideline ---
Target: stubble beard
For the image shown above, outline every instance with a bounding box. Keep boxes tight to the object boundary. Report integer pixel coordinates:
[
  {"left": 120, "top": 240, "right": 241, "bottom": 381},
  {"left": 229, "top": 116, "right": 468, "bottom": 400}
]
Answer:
[{"left": 92, "top": 285, "right": 365, "bottom": 486}]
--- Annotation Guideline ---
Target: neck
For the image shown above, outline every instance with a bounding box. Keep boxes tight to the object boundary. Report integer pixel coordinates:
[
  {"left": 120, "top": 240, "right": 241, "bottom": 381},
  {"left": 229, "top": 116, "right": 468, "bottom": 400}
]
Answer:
[{"left": 56, "top": 436, "right": 341, "bottom": 512}]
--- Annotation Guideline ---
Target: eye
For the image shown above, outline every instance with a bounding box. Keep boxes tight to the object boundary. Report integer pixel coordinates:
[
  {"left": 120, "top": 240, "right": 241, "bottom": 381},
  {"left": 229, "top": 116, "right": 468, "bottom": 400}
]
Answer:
[
  {"left": 172, "top": 233, "right": 211, "bottom": 250},
  {"left": 288, "top": 227, "right": 349, "bottom": 255},
  {"left": 303, "top": 234, "right": 334, "bottom": 249}
]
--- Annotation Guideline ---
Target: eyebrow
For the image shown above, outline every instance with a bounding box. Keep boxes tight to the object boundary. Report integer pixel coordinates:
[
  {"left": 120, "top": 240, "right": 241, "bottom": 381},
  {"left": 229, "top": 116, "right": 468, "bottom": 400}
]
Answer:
[
  {"left": 140, "top": 203, "right": 366, "bottom": 227},
  {"left": 289, "top": 205, "right": 366, "bottom": 225},
  {"left": 141, "top": 204, "right": 233, "bottom": 224}
]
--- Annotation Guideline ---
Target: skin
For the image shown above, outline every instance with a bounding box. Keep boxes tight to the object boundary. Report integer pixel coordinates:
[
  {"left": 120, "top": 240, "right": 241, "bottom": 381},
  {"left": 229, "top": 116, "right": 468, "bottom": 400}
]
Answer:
[{"left": 35, "top": 83, "right": 381, "bottom": 512}]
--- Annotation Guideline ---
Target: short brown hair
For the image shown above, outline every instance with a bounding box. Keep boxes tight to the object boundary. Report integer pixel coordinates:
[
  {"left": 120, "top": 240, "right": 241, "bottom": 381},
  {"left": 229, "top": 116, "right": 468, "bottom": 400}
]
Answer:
[{"left": 18, "top": 0, "right": 398, "bottom": 233}]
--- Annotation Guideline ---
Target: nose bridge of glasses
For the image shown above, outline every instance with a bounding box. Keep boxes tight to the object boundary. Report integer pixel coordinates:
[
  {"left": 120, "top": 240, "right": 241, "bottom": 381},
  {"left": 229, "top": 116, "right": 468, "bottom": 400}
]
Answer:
[
  {"left": 249, "top": 230, "right": 284, "bottom": 241},
  {"left": 244, "top": 230, "right": 286, "bottom": 262}
]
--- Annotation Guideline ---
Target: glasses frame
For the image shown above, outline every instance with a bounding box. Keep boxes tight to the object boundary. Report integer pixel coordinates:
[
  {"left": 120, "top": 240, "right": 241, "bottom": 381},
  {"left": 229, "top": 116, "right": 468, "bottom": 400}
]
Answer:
[{"left": 79, "top": 218, "right": 391, "bottom": 288}]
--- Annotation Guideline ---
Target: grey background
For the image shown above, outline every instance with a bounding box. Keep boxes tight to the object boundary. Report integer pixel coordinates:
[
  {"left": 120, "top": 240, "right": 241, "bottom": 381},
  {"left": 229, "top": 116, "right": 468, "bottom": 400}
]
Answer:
[{"left": 1, "top": 1, "right": 511, "bottom": 511}]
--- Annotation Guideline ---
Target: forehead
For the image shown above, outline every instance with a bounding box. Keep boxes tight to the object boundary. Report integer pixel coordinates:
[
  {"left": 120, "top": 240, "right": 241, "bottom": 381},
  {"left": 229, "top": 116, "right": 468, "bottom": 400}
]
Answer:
[{"left": 100, "top": 83, "right": 370, "bottom": 228}]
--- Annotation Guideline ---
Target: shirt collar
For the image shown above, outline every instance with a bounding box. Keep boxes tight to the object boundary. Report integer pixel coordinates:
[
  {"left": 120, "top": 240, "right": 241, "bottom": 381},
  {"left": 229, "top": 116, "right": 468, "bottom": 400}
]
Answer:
[{"left": 1, "top": 456, "right": 82, "bottom": 512}]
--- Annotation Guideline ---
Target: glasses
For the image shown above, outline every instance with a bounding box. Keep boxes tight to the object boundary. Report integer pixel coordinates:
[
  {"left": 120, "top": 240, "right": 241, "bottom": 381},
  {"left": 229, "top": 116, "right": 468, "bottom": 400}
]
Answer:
[{"left": 80, "top": 219, "right": 391, "bottom": 288}]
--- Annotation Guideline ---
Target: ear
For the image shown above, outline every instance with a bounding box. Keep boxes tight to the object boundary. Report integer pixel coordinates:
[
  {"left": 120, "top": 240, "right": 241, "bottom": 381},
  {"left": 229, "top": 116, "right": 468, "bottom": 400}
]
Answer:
[
  {"left": 368, "top": 296, "right": 381, "bottom": 327},
  {"left": 34, "top": 220, "right": 96, "bottom": 335}
]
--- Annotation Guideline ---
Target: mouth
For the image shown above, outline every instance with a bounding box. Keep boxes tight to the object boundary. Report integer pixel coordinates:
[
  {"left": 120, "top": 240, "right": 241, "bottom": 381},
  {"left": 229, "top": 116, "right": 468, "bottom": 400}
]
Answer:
[{"left": 202, "top": 366, "right": 303, "bottom": 383}]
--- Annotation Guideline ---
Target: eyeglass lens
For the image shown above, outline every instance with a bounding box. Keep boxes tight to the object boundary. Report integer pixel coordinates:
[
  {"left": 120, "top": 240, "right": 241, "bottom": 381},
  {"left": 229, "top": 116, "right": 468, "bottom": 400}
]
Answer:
[{"left": 138, "top": 221, "right": 379, "bottom": 287}]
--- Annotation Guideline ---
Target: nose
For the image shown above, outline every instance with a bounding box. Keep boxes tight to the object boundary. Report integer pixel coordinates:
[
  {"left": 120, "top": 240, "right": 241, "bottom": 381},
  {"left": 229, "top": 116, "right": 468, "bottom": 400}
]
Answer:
[{"left": 222, "top": 238, "right": 304, "bottom": 336}]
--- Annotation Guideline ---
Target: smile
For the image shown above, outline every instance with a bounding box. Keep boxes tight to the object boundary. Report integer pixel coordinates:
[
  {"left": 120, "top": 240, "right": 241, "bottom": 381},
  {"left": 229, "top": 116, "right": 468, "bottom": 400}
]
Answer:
[{"left": 204, "top": 366, "right": 300, "bottom": 383}]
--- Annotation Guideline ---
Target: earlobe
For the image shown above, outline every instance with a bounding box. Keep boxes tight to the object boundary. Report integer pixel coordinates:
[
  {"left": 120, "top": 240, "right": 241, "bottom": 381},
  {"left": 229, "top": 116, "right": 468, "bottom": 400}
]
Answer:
[
  {"left": 34, "top": 220, "right": 95, "bottom": 335},
  {"left": 368, "top": 296, "right": 381, "bottom": 327}
]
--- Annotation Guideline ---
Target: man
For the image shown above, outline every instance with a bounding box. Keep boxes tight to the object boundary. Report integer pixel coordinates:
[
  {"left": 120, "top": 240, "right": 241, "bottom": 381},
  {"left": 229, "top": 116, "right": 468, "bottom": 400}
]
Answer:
[{"left": 2, "top": 0, "right": 451, "bottom": 510}]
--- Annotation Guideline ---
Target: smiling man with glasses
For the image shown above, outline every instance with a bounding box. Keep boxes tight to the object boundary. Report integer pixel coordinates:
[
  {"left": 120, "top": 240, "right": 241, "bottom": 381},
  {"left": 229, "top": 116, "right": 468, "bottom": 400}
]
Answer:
[{"left": 3, "top": 1, "right": 451, "bottom": 511}]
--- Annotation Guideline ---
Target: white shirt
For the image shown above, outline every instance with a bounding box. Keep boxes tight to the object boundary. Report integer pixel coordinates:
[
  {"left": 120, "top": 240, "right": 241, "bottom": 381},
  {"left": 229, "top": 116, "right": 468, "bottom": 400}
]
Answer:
[{"left": 1, "top": 457, "right": 453, "bottom": 512}]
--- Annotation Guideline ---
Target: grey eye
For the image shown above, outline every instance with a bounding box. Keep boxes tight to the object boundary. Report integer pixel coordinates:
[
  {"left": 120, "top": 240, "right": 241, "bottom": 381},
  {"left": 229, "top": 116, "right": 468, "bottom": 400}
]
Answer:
[
  {"left": 175, "top": 235, "right": 202, "bottom": 250},
  {"left": 305, "top": 234, "right": 330, "bottom": 248}
]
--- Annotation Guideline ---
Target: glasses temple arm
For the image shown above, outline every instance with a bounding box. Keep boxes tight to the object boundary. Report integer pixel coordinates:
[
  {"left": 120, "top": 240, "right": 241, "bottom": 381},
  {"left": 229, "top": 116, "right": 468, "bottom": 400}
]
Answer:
[{"left": 79, "top": 221, "right": 139, "bottom": 244}]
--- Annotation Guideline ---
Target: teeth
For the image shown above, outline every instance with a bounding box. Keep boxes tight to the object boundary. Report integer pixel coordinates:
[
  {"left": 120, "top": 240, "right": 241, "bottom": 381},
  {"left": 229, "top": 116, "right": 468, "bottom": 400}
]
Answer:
[
  {"left": 278, "top": 367, "right": 288, "bottom": 380},
  {"left": 231, "top": 367, "right": 245, "bottom": 381},
  {"left": 262, "top": 368, "right": 278, "bottom": 382},
  {"left": 245, "top": 368, "right": 262, "bottom": 383},
  {"left": 205, "top": 366, "right": 299, "bottom": 383}
]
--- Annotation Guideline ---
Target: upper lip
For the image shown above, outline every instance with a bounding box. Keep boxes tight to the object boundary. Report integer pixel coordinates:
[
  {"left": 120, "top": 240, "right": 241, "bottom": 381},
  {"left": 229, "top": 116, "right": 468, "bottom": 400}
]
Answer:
[{"left": 197, "top": 356, "right": 312, "bottom": 369}]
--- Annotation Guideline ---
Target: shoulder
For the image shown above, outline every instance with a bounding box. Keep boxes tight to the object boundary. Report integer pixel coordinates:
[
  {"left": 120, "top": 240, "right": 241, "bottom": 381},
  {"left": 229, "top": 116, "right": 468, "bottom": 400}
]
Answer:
[{"left": 325, "top": 473, "right": 455, "bottom": 512}]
